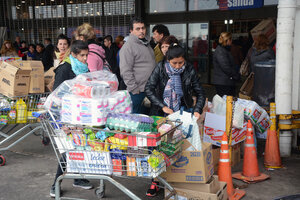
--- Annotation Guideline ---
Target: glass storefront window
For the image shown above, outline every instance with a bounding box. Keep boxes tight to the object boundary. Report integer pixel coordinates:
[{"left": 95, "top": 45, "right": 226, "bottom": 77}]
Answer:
[
  {"left": 150, "top": 23, "right": 187, "bottom": 47},
  {"left": 104, "top": 0, "right": 135, "bottom": 16},
  {"left": 67, "top": 3, "right": 102, "bottom": 17},
  {"left": 104, "top": 26, "right": 130, "bottom": 40},
  {"left": 189, "top": 0, "right": 218, "bottom": 11},
  {"left": 12, "top": 6, "right": 33, "bottom": 19},
  {"left": 35, "top": 5, "right": 64, "bottom": 19},
  {"left": 188, "top": 23, "right": 209, "bottom": 83},
  {"left": 148, "top": 0, "right": 186, "bottom": 13}
]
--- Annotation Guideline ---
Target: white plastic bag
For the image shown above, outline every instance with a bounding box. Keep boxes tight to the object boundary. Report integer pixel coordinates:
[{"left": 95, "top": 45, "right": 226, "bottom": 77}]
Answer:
[
  {"left": 168, "top": 110, "right": 201, "bottom": 151},
  {"left": 233, "top": 103, "right": 244, "bottom": 129},
  {"left": 212, "top": 95, "right": 226, "bottom": 116},
  {"left": 214, "top": 95, "right": 243, "bottom": 129}
]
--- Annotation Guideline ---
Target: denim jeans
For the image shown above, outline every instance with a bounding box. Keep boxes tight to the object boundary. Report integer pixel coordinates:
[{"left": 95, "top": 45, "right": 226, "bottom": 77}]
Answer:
[{"left": 129, "top": 92, "right": 146, "bottom": 114}]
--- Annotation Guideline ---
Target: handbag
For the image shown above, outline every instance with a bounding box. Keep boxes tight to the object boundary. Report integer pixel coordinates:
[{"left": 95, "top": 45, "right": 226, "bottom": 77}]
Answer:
[
  {"left": 240, "top": 47, "right": 253, "bottom": 76},
  {"left": 240, "top": 72, "right": 254, "bottom": 96},
  {"left": 240, "top": 57, "right": 250, "bottom": 76}
]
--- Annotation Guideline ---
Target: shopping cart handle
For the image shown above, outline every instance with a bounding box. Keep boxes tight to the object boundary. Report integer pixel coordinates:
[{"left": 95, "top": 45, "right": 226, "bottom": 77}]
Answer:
[{"left": 32, "top": 110, "right": 47, "bottom": 118}]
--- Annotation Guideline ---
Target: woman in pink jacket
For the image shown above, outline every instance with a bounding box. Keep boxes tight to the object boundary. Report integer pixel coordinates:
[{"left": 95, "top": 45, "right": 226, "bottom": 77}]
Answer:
[{"left": 75, "top": 23, "right": 105, "bottom": 71}]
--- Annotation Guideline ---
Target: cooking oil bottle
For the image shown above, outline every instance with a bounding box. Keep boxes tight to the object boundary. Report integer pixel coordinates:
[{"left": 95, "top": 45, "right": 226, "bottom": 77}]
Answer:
[{"left": 16, "top": 98, "right": 27, "bottom": 123}]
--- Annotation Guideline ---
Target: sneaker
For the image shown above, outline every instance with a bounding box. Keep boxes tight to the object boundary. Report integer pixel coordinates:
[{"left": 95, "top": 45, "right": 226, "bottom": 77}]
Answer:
[
  {"left": 146, "top": 181, "right": 160, "bottom": 197},
  {"left": 50, "top": 185, "right": 61, "bottom": 198},
  {"left": 73, "top": 179, "right": 93, "bottom": 190}
]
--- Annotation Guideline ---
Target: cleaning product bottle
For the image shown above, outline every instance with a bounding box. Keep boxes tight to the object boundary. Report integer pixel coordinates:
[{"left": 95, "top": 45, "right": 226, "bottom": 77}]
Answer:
[
  {"left": 8, "top": 100, "right": 16, "bottom": 124},
  {"left": 16, "top": 99, "right": 27, "bottom": 123}
]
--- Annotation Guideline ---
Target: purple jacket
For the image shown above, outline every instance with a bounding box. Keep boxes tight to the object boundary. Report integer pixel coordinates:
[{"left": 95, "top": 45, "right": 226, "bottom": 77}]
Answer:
[{"left": 87, "top": 43, "right": 105, "bottom": 72}]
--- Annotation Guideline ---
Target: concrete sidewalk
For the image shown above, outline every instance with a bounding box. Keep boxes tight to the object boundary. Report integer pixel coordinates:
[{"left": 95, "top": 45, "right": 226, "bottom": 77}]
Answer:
[{"left": 0, "top": 124, "right": 300, "bottom": 200}]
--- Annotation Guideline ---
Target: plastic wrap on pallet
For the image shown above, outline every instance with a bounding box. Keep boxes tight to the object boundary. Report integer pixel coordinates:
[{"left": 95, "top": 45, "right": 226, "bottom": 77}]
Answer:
[
  {"left": 44, "top": 82, "right": 132, "bottom": 125},
  {"left": 75, "top": 70, "right": 118, "bottom": 93}
]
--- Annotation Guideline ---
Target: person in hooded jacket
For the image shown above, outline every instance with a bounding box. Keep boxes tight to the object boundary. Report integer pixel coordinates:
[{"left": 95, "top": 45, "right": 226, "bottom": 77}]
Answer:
[
  {"left": 213, "top": 32, "right": 240, "bottom": 97},
  {"left": 74, "top": 23, "right": 105, "bottom": 72},
  {"left": 145, "top": 43, "right": 205, "bottom": 118},
  {"left": 250, "top": 34, "right": 275, "bottom": 72}
]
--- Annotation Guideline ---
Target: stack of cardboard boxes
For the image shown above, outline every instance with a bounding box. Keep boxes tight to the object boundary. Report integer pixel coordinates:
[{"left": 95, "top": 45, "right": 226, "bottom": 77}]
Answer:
[
  {"left": 161, "top": 140, "right": 228, "bottom": 200},
  {"left": 0, "top": 61, "right": 45, "bottom": 97}
]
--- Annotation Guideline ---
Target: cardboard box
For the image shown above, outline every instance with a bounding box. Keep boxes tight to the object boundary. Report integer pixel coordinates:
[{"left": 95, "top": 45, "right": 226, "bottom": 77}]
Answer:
[
  {"left": 44, "top": 67, "right": 55, "bottom": 85},
  {"left": 165, "top": 180, "right": 228, "bottom": 200},
  {"left": 231, "top": 143, "right": 241, "bottom": 167},
  {"left": 0, "top": 61, "right": 31, "bottom": 97},
  {"left": 160, "top": 141, "right": 214, "bottom": 183},
  {"left": 212, "top": 143, "right": 241, "bottom": 171},
  {"left": 13, "top": 61, "right": 45, "bottom": 93},
  {"left": 169, "top": 175, "right": 220, "bottom": 194},
  {"left": 251, "top": 19, "right": 276, "bottom": 43},
  {"left": 203, "top": 113, "right": 247, "bottom": 146},
  {"left": 212, "top": 147, "right": 220, "bottom": 173}
]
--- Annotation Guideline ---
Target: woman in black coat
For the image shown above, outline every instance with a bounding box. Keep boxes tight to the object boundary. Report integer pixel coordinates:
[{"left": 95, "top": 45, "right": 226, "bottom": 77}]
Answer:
[
  {"left": 250, "top": 34, "right": 275, "bottom": 72},
  {"left": 145, "top": 43, "right": 205, "bottom": 118},
  {"left": 212, "top": 32, "right": 240, "bottom": 97}
]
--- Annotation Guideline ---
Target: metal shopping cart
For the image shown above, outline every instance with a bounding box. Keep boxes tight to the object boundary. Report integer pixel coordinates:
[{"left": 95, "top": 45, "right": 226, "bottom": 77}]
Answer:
[
  {"left": 41, "top": 110, "right": 183, "bottom": 200},
  {"left": 0, "top": 93, "right": 50, "bottom": 166}
]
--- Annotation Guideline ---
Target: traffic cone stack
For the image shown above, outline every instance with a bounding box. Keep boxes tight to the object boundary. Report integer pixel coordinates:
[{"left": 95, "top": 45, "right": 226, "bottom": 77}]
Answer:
[
  {"left": 232, "top": 120, "right": 270, "bottom": 183},
  {"left": 218, "top": 132, "right": 245, "bottom": 200},
  {"left": 264, "top": 103, "right": 282, "bottom": 169}
]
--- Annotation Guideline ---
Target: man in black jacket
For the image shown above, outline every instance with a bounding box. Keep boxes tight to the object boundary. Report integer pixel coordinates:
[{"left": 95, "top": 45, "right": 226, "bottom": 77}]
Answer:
[
  {"left": 103, "top": 35, "right": 121, "bottom": 86},
  {"left": 43, "top": 38, "right": 54, "bottom": 71}
]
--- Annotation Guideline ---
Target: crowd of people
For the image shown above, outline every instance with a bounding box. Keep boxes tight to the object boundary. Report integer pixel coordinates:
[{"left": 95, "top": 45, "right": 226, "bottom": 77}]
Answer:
[{"left": 0, "top": 17, "right": 275, "bottom": 198}]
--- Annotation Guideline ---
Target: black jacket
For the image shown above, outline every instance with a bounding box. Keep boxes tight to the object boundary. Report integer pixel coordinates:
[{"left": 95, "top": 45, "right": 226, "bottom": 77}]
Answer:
[
  {"left": 104, "top": 43, "right": 120, "bottom": 77},
  {"left": 213, "top": 45, "right": 240, "bottom": 86},
  {"left": 53, "top": 62, "right": 76, "bottom": 91},
  {"left": 43, "top": 44, "right": 54, "bottom": 71},
  {"left": 145, "top": 60, "right": 206, "bottom": 116}
]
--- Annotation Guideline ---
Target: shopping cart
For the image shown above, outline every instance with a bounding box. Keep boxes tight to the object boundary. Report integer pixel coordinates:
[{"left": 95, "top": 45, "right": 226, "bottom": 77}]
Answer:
[
  {"left": 0, "top": 93, "right": 50, "bottom": 166},
  {"left": 41, "top": 110, "right": 183, "bottom": 200}
]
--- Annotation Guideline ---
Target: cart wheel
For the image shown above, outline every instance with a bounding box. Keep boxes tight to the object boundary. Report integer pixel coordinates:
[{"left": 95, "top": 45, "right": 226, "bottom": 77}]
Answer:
[
  {"left": 0, "top": 155, "right": 6, "bottom": 166},
  {"left": 42, "top": 136, "right": 50, "bottom": 145},
  {"left": 95, "top": 187, "right": 105, "bottom": 199}
]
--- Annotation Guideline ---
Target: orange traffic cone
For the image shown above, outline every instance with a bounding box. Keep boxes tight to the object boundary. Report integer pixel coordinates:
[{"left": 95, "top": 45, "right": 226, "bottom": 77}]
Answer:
[
  {"left": 218, "top": 133, "right": 245, "bottom": 200},
  {"left": 264, "top": 103, "right": 282, "bottom": 169},
  {"left": 232, "top": 120, "right": 270, "bottom": 183}
]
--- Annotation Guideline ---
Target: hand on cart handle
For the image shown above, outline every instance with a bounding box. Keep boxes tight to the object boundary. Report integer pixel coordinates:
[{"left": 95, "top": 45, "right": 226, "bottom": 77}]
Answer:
[
  {"left": 32, "top": 110, "right": 47, "bottom": 118},
  {"left": 163, "top": 106, "right": 174, "bottom": 114},
  {"left": 194, "top": 112, "right": 201, "bottom": 119}
]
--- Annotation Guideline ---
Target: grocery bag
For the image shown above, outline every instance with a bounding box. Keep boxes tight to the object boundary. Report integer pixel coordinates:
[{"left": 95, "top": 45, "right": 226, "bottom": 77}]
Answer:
[{"left": 168, "top": 108, "right": 201, "bottom": 151}]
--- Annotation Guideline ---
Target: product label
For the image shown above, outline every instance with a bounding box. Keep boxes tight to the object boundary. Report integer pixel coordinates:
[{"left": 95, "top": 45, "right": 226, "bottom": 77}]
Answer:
[{"left": 9, "top": 110, "right": 16, "bottom": 119}]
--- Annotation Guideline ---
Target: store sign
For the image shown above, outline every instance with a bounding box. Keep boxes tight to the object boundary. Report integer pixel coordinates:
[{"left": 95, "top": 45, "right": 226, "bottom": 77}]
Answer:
[{"left": 218, "top": 0, "right": 264, "bottom": 10}]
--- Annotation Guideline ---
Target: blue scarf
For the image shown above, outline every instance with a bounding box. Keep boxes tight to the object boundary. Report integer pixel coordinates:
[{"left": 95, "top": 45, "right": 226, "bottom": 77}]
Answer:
[
  {"left": 69, "top": 54, "right": 89, "bottom": 76},
  {"left": 163, "top": 62, "right": 185, "bottom": 112}
]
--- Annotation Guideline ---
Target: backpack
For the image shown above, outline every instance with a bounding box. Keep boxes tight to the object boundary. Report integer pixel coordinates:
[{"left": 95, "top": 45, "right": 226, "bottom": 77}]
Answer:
[{"left": 89, "top": 51, "right": 112, "bottom": 72}]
